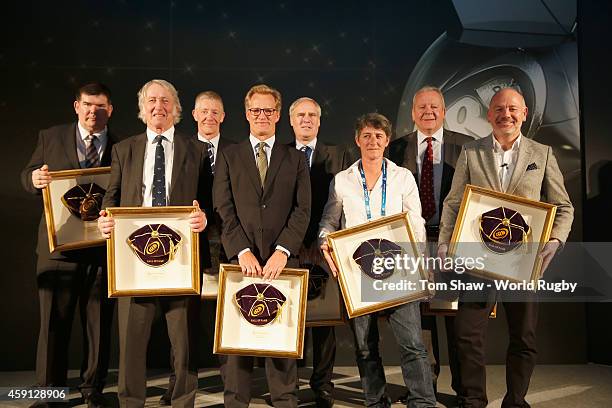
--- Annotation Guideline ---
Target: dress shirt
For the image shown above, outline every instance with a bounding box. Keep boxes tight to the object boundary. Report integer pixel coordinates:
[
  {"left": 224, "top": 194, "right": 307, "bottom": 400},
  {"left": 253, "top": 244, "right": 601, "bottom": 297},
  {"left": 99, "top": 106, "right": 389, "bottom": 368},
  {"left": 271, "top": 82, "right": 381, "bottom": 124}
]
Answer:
[
  {"left": 197, "top": 133, "right": 220, "bottom": 166},
  {"left": 319, "top": 158, "right": 427, "bottom": 245},
  {"left": 492, "top": 134, "right": 521, "bottom": 192},
  {"left": 415, "top": 127, "right": 444, "bottom": 225},
  {"left": 249, "top": 134, "right": 275, "bottom": 165},
  {"left": 142, "top": 127, "right": 175, "bottom": 207},
  {"left": 239, "top": 133, "right": 289, "bottom": 259},
  {"left": 76, "top": 122, "right": 108, "bottom": 168},
  {"left": 295, "top": 138, "right": 318, "bottom": 168}
]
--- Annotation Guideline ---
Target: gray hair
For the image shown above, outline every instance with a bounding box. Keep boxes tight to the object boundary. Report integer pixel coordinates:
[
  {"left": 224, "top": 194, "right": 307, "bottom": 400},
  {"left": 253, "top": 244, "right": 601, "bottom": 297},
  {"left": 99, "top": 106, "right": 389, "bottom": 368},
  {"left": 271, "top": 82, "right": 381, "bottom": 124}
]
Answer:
[
  {"left": 289, "top": 97, "right": 322, "bottom": 117},
  {"left": 412, "top": 85, "right": 445, "bottom": 110},
  {"left": 137, "top": 79, "right": 182, "bottom": 124}
]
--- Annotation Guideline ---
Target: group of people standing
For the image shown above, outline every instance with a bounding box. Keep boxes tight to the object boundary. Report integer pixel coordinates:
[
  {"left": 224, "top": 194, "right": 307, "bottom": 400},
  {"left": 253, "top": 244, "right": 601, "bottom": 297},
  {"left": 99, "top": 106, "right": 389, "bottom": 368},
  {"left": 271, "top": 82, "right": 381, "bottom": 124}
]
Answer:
[{"left": 23, "top": 79, "right": 573, "bottom": 408}]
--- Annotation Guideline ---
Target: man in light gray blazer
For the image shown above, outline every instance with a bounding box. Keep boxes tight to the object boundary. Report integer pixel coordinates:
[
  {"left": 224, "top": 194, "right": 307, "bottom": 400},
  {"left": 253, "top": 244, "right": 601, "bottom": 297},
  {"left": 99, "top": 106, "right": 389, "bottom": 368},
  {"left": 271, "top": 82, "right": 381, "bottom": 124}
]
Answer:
[{"left": 438, "top": 88, "right": 574, "bottom": 408}]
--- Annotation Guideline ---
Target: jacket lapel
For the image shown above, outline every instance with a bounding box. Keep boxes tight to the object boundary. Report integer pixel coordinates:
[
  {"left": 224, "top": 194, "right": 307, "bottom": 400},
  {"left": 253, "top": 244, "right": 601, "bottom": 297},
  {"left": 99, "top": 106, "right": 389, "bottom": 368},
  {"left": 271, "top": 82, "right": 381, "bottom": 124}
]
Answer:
[
  {"left": 130, "top": 133, "right": 147, "bottom": 204},
  {"left": 100, "top": 130, "right": 117, "bottom": 166},
  {"left": 263, "top": 142, "right": 285, "bottom": 194},
  {"left": 479, "top": 136, "right": 502, "bottom": 191},
  {"left": 239, "top": 140, "right": 263, "bottom": 194},
  {"left": 405, "top": 133, "right": 418, "bottom": 177},
  {"left": 312, "top": 142, "right": 329, "bottom": 169},
  {"left": 64, "top": 123, "right": 80, "bottom": 169},
  {"left": 506, "top": 137, "right": 533, "bottom": 195},
  {"left": 169, "top": 133, "right": 187, "bottom": 200}
]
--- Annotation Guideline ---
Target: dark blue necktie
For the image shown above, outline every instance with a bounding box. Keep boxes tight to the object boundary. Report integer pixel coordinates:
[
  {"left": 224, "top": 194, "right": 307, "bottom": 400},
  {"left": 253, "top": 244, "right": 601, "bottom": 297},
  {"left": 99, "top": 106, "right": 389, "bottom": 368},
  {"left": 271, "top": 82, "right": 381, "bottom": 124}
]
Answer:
[
  {"left": 152, "top": 135, "right": 167, "bottom": 206},
  {"left": 300, "top": 145, "right": 312, "bottom": 170},
  {"left": 206, "top": 141, "right": 215, "bottom": 174}
]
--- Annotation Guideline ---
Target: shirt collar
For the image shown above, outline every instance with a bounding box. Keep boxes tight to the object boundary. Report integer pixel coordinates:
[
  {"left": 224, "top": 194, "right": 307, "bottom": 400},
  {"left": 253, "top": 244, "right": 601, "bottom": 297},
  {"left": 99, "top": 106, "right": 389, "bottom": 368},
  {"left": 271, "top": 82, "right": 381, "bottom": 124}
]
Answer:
[
  {"left": 295, "top": 138, "right": 317, "bottom": 151},
  {"left": 249, "top": 134, "right": 275, "bottom": 150},
  {"left": 493, "top": 133, "right": 522, "bottom": 153},
  {"left": 198, "top": 133, "right": 220, "bottom": 149},
  {"left": 77, "top": 122, "right": 107, "bottom": 140},
  {"left": 146, "top": 126, "right": 175, "bottom": 143},
  {"left": 416, "top": 127, "right": 444, "bottom": 145}
]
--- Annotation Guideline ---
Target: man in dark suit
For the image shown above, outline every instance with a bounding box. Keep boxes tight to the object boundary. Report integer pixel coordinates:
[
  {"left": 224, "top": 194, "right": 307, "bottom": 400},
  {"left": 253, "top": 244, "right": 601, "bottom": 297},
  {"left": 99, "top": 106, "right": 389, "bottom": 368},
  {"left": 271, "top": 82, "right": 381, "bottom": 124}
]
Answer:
[
  {"left": 160, "top": 90, "right": 232, "bottom": 406},
  {"left": 389, "top": 86, "right": 473, "bottom": 400},
  {"left": 288, "top": 97, "right": 351, "bottom": 407},
  {"left": 213, "top": 84, "right": 311, "bottom": 408},
  {"left": 22, "top": 82, "right": 116, "bottom": 408},
  {"left": 98, "top": 79, "right": 212, "bottom": 408}
]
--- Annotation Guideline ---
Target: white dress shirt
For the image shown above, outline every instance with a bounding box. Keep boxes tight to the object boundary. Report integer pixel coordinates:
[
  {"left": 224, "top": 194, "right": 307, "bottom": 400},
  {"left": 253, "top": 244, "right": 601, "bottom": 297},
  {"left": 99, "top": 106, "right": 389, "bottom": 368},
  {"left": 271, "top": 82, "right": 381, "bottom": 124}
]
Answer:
[
  {"left": 76, "top": 122, "right": 108, "bottom": 168},
  {"left": 415, "top": 127, "right": 444, "bottom": 225},
  {"left": 492, "top": 134, "right": 521, "bottom": 192},
  {"left": 319, "top": 158, "right": 427, "bottom": 245},
  {"left": 197, "top": 133, "right": 220, "bottom": 166},
  {"left": 249, "top": 134, "right": 275, "bottom": 165},
  {"left": 295, "top": 138, "right": 317, "bottom": 168},
  {"left": 142, "top": 127, "right": 175, "bottom": 207}
]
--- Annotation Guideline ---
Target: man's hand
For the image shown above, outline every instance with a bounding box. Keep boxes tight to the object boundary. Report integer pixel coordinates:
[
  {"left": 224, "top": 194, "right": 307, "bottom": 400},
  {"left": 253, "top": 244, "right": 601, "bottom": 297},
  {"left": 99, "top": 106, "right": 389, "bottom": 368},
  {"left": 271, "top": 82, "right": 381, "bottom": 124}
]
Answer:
[
  {"left": 238, "top": 251, "right": 262, "bottom": 277},
  {"left": 189, "top": 200, "right": 207, "bottom": 233},
  {"left": 437, "top": 244, "right": 450, "bottom": 272},
  {"left": 32, "top": 164, "right": 52, "bottom": 189},
  {"left": 320, "top": 243, "right": 338, "bottom": 278},
  {"left": 97, "top": 210, "right": 115, "bottom": 239},
  {"left": 539, "top": 239, "right": 561, "bottom": 276},
  {"left": 262, "top": 250, "right": 288, "bottom": 281}
]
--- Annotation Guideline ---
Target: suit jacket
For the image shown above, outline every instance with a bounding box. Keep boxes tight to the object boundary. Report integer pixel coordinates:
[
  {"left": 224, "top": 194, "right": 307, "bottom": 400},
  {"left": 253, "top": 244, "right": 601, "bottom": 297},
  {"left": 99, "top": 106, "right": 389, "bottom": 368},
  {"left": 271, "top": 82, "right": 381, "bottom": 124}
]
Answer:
[
  {"left": 439, "top": 135, "right": 574, "bottom": 244},
  {"left": 388, "top": 129, "right": 474, "bottom": 218},
  {"left": 102, "top": 131, "right": 213, "bottom": 266},
  {"left": 21, "top": 123, "right": 117, "bottom": 272},
  {"left": 288, "top": 141, "right": 352, "bottom": 248},
  {"left": 213, "top": 139, "right": 311, "bottom": 262}
]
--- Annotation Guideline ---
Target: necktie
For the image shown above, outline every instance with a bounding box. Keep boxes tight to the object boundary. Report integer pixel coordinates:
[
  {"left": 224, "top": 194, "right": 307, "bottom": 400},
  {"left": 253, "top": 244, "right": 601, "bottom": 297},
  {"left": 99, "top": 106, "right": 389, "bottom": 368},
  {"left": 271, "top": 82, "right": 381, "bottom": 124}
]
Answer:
[
  {"left": 300, "top": 145, "right": 312, "bottom": 170},
  {"left": 420, "top": 137, "right": 436, "bottom": 221},
  {"left": 84, "top": 134, "right": 99, "bottom": 168},
  {"left": 152, "top": 135, "right": 167, "bottom": 206},
  {"left": 206, "top": 141, "right": 215, "bottom": 174},
  {"left": 256, "top": 142, "right": 268, "bottom": 187}
]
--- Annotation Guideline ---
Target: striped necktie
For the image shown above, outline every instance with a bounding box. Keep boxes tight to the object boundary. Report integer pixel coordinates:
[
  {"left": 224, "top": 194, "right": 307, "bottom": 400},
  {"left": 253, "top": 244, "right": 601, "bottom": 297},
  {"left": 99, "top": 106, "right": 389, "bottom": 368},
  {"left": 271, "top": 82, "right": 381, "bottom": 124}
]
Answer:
[
  {"left": 84, "top": 134, "right": 99, "bottom": 168},
  {"left": 152, "top": 135, "right": 167, "bottom": 206}
]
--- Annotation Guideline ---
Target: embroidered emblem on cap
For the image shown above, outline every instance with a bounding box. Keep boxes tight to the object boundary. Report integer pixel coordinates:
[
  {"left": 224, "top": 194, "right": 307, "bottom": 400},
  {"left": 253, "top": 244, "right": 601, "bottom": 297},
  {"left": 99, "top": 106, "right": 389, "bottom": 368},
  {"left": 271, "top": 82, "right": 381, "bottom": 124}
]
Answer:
[
  {"left": 235, "top": 283, "right": 287, "bottom": 326},
  {"left": 479, "top": 207, "right": 530, "bottom": 254},
  {"left": 352, "top": 238, "right": 403, "bottom": 280},
  {"left": 61, "top": 183, "right": 106, "bottom": 221},
  {"left": 127, "top": 224, "right": 182, "bottom": 267}
]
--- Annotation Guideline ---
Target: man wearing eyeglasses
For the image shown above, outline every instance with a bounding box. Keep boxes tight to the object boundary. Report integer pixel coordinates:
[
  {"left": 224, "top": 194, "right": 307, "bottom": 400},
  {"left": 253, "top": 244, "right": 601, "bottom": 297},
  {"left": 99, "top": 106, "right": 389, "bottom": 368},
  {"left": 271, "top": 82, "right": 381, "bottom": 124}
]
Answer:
[{"left": 213, "top": 84, "right": 311, "bottom": 407}]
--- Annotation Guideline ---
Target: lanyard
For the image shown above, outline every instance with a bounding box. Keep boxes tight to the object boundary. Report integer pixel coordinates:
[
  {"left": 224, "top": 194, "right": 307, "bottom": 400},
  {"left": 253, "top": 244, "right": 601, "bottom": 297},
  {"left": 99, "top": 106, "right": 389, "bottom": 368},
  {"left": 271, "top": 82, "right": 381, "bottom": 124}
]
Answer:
[{"left": 358, "top": 159, "right": 387, "bottom": 220}]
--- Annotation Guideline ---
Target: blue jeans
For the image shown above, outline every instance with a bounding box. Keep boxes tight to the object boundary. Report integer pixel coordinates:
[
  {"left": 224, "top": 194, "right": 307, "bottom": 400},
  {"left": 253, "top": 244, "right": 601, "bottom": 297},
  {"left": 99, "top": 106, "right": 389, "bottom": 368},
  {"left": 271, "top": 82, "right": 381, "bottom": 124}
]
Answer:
[{"left": 349, "top": 301, "right": 436, "bottom": 408}]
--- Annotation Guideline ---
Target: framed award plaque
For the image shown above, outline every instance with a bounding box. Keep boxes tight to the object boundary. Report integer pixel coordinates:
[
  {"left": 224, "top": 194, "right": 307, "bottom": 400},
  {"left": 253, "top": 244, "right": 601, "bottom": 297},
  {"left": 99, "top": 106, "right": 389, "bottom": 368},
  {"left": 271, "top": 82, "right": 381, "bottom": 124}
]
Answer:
[
  {"left": 213, "top": 264, "right": 308, "bottom": 358},
  {"left": 106, "top": 206, "right": 200, "bottom": 297},
  {"left": 326, "top": 212, "right": 432, "bottom": 319},
  {"left": 42, "top": 167, "right": 111, "bottom": 252},
  {"left": 448, "top": 184, "right": 557, "bottom": 284}
]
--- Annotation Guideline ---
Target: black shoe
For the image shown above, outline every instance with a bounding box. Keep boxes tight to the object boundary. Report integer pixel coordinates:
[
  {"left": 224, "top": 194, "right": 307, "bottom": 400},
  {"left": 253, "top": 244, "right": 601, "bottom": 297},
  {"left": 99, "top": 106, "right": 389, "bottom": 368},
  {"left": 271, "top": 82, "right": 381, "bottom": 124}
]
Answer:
[
  {"left": 159, "top": 391, "right": 172, "bottom": 406},
  {"left": 84, "top": 391, "right": 105, "bottom": 408},
  {"left": 314, "top": 389, "right": 334, "bottom": 408}
]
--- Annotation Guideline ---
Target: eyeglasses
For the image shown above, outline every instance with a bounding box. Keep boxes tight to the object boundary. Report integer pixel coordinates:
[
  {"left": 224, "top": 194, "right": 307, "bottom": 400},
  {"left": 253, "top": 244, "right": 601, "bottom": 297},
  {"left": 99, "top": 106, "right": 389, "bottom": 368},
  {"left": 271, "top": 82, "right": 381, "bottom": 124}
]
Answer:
[{"left": 248, "top": 108, "right": 276, "bottom": 117}]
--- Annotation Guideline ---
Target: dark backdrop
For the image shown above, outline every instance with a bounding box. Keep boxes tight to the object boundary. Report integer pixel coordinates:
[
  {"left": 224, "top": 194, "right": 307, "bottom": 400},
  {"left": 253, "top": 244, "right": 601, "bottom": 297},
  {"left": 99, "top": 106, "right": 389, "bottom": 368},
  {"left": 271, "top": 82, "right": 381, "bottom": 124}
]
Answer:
[{"left": 0, "top": 0, "right": 608, "bottom": 371}]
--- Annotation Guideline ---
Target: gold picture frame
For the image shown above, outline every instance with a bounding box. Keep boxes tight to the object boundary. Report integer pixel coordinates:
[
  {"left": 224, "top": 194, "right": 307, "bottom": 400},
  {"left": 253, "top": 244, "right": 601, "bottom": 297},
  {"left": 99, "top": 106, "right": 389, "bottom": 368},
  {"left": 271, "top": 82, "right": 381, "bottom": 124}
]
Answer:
[
  {"left": 213, "top": 264, "right": 308, "bottom": 358},
  {"left": 448, "top": 184, "right": 557, "bottom": 284},
  {"left": 106, "top": 206, "right": 200, "bottom": 297},
  {"left": 42, "top": 167, "right": 111, "bottom": 252},
  {"left": 326, "top": 212, "right": 433, "bottom": 319}
]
